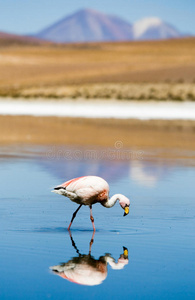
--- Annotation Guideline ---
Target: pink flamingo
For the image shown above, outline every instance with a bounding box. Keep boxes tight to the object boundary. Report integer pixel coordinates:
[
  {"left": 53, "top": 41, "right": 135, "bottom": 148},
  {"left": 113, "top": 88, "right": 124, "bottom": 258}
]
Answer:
[
  {"left": 52, "top": 176, "right": 130, "bottom": 230},
  {"left": 50, "top": 231, "right": 129, "bottom": 286}
]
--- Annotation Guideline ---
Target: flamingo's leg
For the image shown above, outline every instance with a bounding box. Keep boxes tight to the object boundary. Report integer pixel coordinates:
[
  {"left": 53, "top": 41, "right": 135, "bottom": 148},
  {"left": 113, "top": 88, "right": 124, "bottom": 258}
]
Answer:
[
  {"left": 89, "top": 230, "right": 95, "bottom": 254},
  {"left": 68, "top": 230, "right": 81, "bottom": 255},
  {"left": 68, "top": 204, "right": 82, "bottom": 230},
  {"left": 89, "top": 205, "right": 96, "bottom": 232}
]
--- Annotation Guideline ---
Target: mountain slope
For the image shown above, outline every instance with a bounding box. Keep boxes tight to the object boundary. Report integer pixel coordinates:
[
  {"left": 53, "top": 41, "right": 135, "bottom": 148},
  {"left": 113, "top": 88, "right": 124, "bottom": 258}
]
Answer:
[
  {"left": 133, "top": 17, "right": 181, "bottom": 40},
  {"left": 35, "top": 9, "right": 133, "bottom": 43}
]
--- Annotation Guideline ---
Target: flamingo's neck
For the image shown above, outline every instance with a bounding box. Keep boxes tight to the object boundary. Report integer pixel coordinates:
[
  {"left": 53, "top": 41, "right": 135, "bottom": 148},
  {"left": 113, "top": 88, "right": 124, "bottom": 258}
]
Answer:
[
  {"left": 102, "top": 194, "right": 121, "bottom": 208},
  {"left": 105, "top": 256, "right": 126, "bottom": 270}
]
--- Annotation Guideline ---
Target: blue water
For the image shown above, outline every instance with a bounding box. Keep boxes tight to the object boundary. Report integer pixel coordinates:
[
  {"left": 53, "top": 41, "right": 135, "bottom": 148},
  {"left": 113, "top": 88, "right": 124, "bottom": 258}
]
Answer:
[{"left": 0, "top": 146, "right": 195, "bottom": 299}]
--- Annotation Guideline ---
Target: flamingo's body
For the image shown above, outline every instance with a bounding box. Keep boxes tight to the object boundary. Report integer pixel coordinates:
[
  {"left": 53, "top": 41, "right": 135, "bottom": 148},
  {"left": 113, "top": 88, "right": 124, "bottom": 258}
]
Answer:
[
  {"left": 50, "top": 255, "right": 108, "bottom": 286},
  {"left": 52, "top": 176, "right": 130, "bottom": 230}
]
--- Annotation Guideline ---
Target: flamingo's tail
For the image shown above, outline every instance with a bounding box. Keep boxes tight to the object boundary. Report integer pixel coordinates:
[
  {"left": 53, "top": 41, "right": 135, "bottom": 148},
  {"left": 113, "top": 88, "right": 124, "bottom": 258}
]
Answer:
[{"left": 51, "top": 186, "right": 66, "bottom": 195}]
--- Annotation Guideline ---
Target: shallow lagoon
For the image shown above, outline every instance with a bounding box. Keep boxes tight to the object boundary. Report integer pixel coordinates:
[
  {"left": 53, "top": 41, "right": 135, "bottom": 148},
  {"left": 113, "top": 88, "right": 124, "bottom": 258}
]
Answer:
[{"left": 0, "top": 146, "right": 195, "bottom": 299}]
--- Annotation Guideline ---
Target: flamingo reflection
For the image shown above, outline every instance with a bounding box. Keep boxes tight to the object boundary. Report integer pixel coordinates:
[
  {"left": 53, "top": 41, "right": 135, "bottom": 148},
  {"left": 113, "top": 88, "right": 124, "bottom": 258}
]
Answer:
[{"left": 50, "top": 231, "right": 129, "bottom": 286}]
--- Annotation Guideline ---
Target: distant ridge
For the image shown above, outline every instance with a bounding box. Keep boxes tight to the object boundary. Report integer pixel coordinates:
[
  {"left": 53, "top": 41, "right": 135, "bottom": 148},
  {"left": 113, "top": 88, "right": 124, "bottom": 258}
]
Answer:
[
  {"left": 35, "top": 8, "right": 134, "bottom": 42},
  {"left": 0, "top": 31, "right": 46, "bottom": 46}
]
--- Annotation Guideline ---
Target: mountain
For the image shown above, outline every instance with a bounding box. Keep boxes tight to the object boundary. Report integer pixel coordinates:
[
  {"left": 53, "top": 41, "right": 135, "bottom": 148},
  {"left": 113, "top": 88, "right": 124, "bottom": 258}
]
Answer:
[
  {"left": 35, "top": 9, "right": 133, "bottom": 43},
  {"left": 133, "top": 17, "right": 181, "bottom": 40},
  {"left": 34, "top": 9, "right": 184, "bottom": 43}
]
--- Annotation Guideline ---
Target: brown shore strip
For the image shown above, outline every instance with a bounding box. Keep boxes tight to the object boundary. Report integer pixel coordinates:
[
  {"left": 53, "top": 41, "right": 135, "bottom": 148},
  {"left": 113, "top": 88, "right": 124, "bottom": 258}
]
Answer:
[{"left": 1, "top": 116, "right": 195, "bottom": 154}]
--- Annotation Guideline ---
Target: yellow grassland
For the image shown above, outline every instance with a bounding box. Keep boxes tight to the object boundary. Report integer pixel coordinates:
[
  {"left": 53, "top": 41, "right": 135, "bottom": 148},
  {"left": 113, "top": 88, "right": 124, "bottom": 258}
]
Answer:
[{"left": 0, "top": 38, "right": 195, "bottom": 100}]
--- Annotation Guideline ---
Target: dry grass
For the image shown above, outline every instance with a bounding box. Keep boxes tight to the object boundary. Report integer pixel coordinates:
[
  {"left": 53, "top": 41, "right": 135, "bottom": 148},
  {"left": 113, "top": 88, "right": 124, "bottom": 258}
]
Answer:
[
  {"left": 19, "top": 83, "right": 195, "bottom": 100},
  {"left": 0, "top": 38, "right": 195, "bottom": 99}
]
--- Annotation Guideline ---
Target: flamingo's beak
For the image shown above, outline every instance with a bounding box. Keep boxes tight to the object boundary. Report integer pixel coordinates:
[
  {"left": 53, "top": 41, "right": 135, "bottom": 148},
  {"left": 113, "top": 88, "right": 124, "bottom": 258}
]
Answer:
[
  {"left": 123, "top": 246, "right": 128, "bottom": 258},
  {"left": 123, "top": 206, "right": 129, "bottom": 216}
]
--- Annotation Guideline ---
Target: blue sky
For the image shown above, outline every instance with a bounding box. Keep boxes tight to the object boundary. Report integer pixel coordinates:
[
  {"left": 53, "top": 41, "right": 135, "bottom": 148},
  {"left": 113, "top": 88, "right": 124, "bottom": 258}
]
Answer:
[{"left": 0, "top": 0, "right": 195, "bottom": 35}]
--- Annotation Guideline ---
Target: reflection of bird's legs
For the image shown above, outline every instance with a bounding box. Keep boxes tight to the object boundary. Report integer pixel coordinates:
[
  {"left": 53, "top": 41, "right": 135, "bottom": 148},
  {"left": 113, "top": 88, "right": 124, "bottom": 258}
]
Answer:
[
  {"left": 89, "top": 205, "right": 96, "bottom": 231},
  {"left": 68, "top": 204, "right": 82, "bottom": 230},
  {"left": 68, "top": 229, "right": 81, "bottom": 255},
  {"left": 89, "top": 230, "right": 96, "bottom": 255}
]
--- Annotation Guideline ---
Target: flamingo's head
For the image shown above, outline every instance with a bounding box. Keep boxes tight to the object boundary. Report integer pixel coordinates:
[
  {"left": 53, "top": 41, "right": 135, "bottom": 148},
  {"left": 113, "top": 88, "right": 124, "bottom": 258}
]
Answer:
[
  {"left": 118, "top": 194, "right": 130, "bottom": 216},
  {"left": 118, "top": 246, "right": 129, "bottom": 265}
]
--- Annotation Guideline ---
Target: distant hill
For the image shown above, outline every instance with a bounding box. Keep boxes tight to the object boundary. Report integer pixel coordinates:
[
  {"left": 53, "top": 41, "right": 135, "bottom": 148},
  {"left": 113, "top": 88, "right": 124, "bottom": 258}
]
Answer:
[
  {"left": 0, "top": 9, "right": 186, "bottom": 45},
  {"left": 34, "top": 9, "right": 184, "bottom": 43},
  {"left": 0, "top": 31, "right": 46, "bottom": 46},
  {"left": 133, "top": 17, "right": 181, "bottom": 40},
  {"left": 35, "top": 9, "right": 134, "bottom": 42}
]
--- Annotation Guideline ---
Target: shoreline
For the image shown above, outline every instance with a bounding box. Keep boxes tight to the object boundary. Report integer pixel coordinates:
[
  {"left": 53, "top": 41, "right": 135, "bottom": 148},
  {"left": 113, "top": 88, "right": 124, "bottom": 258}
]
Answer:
[{"left": 1, "top": 98, "right": 195, "bottom": 120}]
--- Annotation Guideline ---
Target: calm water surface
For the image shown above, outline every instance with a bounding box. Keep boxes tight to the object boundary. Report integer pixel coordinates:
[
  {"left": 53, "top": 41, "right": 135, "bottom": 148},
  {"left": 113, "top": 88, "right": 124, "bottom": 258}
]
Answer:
[{"left": 0, "top": 146, "right": 195, "bottom": 299}]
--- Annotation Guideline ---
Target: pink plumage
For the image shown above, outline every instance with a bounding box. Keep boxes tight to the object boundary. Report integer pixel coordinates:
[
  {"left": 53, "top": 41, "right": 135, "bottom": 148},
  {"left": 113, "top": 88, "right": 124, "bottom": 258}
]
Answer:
[{"left": 52, "top": 176, "right": 130, "bottom": 230}]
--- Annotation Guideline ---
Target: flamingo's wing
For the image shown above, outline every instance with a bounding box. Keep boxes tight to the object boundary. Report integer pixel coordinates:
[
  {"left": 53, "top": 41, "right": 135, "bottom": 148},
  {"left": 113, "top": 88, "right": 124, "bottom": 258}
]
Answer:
[
  {"left": 52, "top": 177, "right": 86, "bottom": 200},
  {"left": 57, "top": 176, "right": 86, "bottom": 189},
  {"left": 50, "top": 261, "right": 107, "bottom": 286},
  {"left": 53, "top": 176, "right": 109, "bottom": 204},
  {"left": 66, "top": 177, "right": 109, "bottom": 199}
]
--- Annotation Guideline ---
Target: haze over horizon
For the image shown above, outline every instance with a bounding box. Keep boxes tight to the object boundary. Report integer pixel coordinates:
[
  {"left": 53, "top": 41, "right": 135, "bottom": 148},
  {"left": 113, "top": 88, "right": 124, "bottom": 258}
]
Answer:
[{"left": 0, "top": 0, "right": 194, "bottom": 35}]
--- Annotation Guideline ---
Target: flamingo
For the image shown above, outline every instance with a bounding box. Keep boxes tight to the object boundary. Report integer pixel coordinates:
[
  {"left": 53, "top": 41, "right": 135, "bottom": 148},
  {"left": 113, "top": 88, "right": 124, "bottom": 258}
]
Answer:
[
  {"left": 50, "top": 231, "right": 129, "bottom": 286},
  {"left": 52, "top": 176, "right": 130, "bottom": 230}
]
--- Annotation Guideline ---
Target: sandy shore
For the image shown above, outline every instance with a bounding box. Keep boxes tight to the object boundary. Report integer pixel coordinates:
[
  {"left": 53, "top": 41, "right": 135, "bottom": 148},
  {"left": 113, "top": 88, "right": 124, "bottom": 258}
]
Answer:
[
  {"left": 1, "top": 115, "right": 195, "bottom": 155},
  {"left": 1, "top": 98, "right": 195, "bottom": 158}
]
